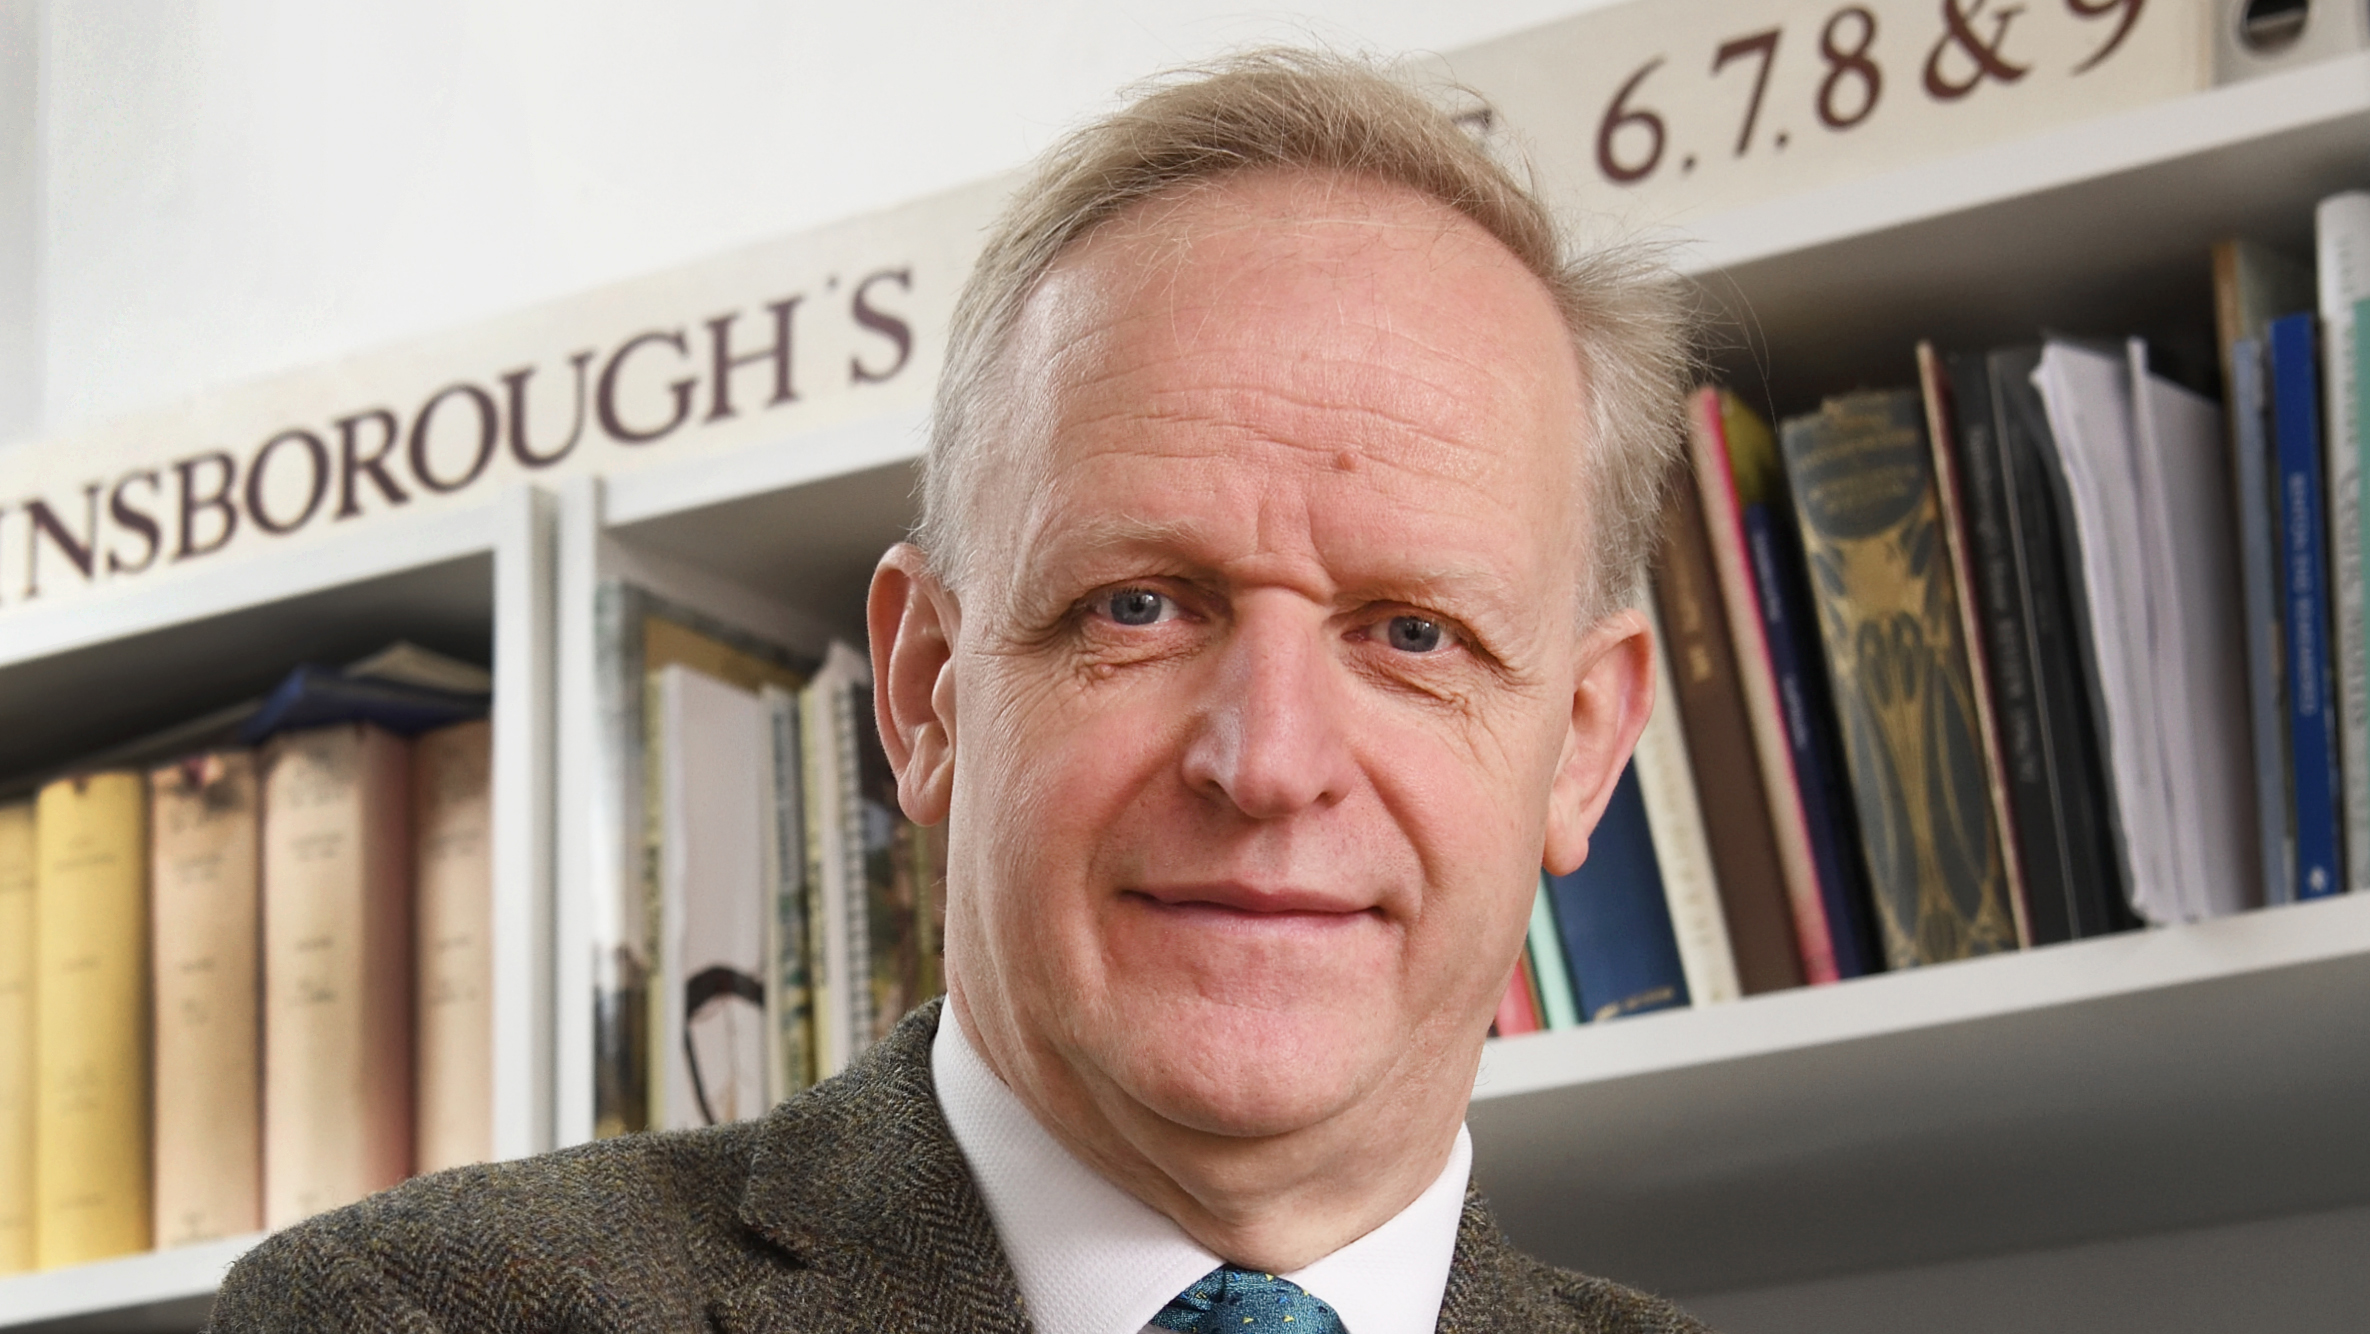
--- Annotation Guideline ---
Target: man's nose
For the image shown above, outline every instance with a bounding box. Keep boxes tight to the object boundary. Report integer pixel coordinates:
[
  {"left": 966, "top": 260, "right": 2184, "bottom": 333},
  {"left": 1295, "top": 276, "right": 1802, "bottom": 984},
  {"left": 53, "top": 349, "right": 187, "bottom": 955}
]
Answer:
[{"left": 1179, "top": 595, "right": 1357, "bottom": 819}]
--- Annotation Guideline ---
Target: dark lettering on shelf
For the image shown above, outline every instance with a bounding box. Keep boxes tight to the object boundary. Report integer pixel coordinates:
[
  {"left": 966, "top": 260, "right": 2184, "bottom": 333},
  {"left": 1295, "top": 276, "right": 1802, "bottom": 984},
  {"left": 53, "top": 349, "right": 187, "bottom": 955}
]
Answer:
[
  {"left": 174, "top": 451, "right": 241, "bottom": 562},
  {"left": 336, "top": 409, "right": 410, "bottom": 519},
  {"left": 706, "top": 298, "right": 802, "bottom": 422},
  {"left": 107, "top": 471, "right": 163, "bottom": 575},
  {"left": 409, "top": 383, "right": 500, "bottom": 494},
  {"left": 245, "top": 430, "right": 332, "bottom": 536},
  {"left": 597, "top": 330, "right": 696, "bottom": 445},
  {"left": 850, "top": 270, "right": 914, "bottom": 385},
  {"left": 504, "top": 352, "right": 594, "bottom": 469},
  {"left": 22, "top": 484, "right": 101, "bottom": 598}
]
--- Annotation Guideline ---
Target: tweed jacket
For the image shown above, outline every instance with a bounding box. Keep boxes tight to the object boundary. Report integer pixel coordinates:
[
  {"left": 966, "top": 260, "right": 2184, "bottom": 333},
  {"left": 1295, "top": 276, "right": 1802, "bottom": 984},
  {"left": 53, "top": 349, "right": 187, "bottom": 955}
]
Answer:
[{"left": 208, "top": 1001, "right": 1709, "bottom": 1334}]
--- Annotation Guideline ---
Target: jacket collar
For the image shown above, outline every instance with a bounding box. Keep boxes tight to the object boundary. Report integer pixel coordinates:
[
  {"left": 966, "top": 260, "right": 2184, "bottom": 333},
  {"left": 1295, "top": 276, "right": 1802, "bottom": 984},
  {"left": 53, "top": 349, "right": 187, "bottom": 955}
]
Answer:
[{"left": 722, "top": 998, "right": 1032, "bottom": 1334}]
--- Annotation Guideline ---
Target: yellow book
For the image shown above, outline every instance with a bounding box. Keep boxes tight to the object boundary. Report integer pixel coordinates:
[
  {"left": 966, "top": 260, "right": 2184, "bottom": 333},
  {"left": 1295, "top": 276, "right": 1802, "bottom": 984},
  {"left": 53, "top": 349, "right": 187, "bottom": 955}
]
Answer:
[
  {"left": 0, "top": 801, "right": 35, "bottom": 1273},
  {"left": 34, "top": 772, "right": 152, "bottom": 1267}
]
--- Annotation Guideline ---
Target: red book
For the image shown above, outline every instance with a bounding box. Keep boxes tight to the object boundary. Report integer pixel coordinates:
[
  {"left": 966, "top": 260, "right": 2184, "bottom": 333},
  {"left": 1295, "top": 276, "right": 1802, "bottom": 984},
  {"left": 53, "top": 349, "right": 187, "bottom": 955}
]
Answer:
[{"left": 1492, "top": 955, "right": 1543, "bottom": 1037}]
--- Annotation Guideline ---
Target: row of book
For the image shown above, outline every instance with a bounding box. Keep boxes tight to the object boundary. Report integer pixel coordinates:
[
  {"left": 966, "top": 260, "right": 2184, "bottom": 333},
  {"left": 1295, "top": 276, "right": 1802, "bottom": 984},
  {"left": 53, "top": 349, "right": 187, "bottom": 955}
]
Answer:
[
  {"left": 587, "top": 584, "right": 939, "bottom": 1141},
  {"left": 1494, "top": 186, "right": 2370, "bottom": 1034},
  {"left": 0, "top": 646, "right": 495, "bottom": 1273}
]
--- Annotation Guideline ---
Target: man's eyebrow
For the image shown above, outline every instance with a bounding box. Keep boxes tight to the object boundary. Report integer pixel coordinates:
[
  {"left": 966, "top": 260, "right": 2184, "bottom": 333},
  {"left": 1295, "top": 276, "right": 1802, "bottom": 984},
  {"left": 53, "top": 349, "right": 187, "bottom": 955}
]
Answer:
[{"left": 1024, "top": 514, "right": 1516, "bottom": 604}]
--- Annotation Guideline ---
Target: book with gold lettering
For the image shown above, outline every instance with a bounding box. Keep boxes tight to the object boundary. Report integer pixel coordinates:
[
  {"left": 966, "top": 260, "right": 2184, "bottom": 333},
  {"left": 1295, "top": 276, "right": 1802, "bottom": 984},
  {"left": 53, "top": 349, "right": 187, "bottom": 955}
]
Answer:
[
  {"left": 261, "top": 723, "right": 414, "bottom": 1228},
  {"left": 0, "top": 801, "right": 34, "bottom": 1273},
  {"left": 414, "top": 719, "right": 494, "bottom": 1173},
  {"left": 1779, "top": 391, "right": 2021, "bottom": 967},
  {"left": 34, "top": 770, "right": 152, "bottom": 1267},
  {"left": 149, "top": 751, "right": 263, "bottom": 1247}
]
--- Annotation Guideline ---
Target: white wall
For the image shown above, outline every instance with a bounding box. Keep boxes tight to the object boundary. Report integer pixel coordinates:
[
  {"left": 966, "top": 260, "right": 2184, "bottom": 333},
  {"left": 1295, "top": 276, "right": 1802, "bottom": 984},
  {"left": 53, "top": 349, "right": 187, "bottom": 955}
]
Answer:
[{"left": 2, "top": 0, "right": 1621, "bottom": 451}]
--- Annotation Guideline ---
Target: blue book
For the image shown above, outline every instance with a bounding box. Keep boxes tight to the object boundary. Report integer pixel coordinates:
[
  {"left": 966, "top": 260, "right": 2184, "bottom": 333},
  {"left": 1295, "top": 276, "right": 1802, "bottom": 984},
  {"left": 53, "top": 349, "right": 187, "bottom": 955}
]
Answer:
[
  {"left": 1546, "top": 762, "right": 1689, "bottom": 1021},
  {"left": 237, "top": 663, "right": 489, "bottom": 746},
  {"left": 2270, "top": 313, "right": 2343, "bottom": 900},
  {"left": 2230, "top": 337, "right": 2294, "bottom": 905},
  {"left": 1741, "top": 502, "right": 1880, "bottom": 976}
]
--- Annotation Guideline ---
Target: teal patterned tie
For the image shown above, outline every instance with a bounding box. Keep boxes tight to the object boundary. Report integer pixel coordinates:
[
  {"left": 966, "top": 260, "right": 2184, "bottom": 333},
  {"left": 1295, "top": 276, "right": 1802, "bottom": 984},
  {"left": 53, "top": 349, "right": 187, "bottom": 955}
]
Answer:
[{"left": 1151, "top": 1265, "right": 1346, "bottom": 1334}]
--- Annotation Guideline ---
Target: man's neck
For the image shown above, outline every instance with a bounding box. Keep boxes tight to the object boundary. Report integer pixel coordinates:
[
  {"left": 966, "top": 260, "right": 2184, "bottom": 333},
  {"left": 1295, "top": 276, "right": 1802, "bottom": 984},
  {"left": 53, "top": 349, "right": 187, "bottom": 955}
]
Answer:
[{"left": 947, "top": 985, "right": 1474, "bottom": 1273}]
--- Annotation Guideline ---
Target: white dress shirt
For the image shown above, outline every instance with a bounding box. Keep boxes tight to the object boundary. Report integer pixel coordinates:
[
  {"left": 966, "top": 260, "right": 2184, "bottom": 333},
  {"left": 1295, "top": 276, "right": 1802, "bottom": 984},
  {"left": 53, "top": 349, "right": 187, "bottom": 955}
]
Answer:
[{"left": 932, "top": 1011, "right": 1471, "bottom": 1334}]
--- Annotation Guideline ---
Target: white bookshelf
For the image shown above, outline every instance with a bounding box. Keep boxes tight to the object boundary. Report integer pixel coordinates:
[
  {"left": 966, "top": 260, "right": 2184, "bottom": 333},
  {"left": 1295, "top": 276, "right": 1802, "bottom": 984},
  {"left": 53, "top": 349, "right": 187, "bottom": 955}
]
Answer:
[
  {"left": 0, "top": 488, "right": 556, "bottom": 1332},
  {"left": 4, "top": 45, "right": 2366, "bottom": 1334}
]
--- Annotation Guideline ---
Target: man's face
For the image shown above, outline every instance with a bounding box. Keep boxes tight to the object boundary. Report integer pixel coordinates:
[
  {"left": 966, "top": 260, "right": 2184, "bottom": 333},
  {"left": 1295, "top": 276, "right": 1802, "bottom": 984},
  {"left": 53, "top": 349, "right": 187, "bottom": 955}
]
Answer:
[{"left": 916, "top": 171, "right": 1635, "bottom": 1145}]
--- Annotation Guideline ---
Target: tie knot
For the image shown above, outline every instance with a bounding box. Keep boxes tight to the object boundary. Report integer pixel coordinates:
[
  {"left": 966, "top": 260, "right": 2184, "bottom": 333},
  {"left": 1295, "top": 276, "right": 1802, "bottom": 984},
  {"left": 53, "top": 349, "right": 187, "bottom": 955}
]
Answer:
[{"left": 1151, "top": 1265, "right": 1345, "bottom": 1334}]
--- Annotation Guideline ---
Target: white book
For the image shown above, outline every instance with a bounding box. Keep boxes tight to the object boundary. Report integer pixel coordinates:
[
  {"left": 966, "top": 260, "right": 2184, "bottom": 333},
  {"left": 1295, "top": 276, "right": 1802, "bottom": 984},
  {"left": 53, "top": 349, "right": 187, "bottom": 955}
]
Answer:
[
  {"left": 1633, "top": 598, "right": 1740, "bottom": 1006},
  {"left": 654, "top": 665, "right": 770, "bottom": 1129},
  {"left": 2034, "top": 342, "right": 2174, "bottom": 923},
  {"left": 2128, "top": 339, "right": 2260, "bottom": 920},
  {"left": 2318, "top": 190, "right": 2370, "bottom": 893},
  {"left": 800, "top": 642, "right": 871, "bottom": 1080}
]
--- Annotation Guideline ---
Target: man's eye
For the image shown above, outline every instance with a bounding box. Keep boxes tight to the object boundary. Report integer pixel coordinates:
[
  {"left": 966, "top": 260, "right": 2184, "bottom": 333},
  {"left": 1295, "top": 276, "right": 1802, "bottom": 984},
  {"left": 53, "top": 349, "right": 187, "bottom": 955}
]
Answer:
[
  {"left": 1384, "top": 615, "right": 1447, "bottom": 653},
  {"left": 1102, "top": 588, "right": 1173, "bottom": 626}
]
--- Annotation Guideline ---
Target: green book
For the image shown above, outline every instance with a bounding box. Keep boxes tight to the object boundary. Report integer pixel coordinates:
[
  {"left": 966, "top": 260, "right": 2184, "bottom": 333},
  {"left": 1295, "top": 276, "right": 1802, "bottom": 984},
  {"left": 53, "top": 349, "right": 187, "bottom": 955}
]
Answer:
[{"left": 1778, "top": 391, "right": 2020, "bottom": 969}]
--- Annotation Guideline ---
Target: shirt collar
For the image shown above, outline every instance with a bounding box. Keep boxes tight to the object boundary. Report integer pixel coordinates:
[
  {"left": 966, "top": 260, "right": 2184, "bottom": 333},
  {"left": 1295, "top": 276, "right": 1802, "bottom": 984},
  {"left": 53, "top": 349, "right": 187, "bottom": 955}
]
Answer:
[{"left": 932, "top": 1008, "right": 1470, "bottom": 1334}]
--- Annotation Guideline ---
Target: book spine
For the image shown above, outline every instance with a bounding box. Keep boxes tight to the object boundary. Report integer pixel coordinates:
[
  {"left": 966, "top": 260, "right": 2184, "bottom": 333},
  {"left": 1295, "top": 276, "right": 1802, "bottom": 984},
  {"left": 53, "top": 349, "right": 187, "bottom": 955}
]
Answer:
[
  {"left": 1524, "top": 874, "right": 1582, "bottom": 1030},
  {"left": 1990, "top": 348, "right": 2136, "bottom": 938},
  {"left": 1919, "top": 345, "right": 2036, "bottom": 948},
  {"left": 2316, "top": 191, "right": 2370, "bottom": 892},
  {"left": 2231, "top": 338, "right": 2295, "bottom": 905},
  {"left": 1548, "top": 762, "right": 1692, "bottom": 1021},
  {"left": 761, "top": 687, "right": 815, "bottom": 1102},
  {"left": 262, "top": 724, "right": 414, "bottom": 1229},
  {"left": 0, "top": 802, "right": 33, "bottom": 1273},
  {"left": 1685, "top": 389, "right": 1838, "bottom": 984},
  {"left": 852, "top": 691, "right": 922, "bottom": 1050},
  {"left": 1631, "top": 600, "right": 1742, "bottom": 1005},
  {"left": 1779, "top": 392, "right": 2021, "bottom": 968},
  {"left": 2273, "top": 314, "right": 2345, "bottom": 899},
  {"left": 1651, "top": 452, "right": 1806, "bottom": 994},
  {"left": 414, "top": 720, "right": 494, "bottom": 1173},
  {"left": 149, "top": 752, "right": 263, "bottom": 1246},
  {"left": 34, "top": 771, "right": 152, "bottom": 1267},
  {"left": 1741, "top": 504, "right": 1881, "bottom": 976},
  {"left": 830, "top": 674, "right": 874, "bottom": 1057}
]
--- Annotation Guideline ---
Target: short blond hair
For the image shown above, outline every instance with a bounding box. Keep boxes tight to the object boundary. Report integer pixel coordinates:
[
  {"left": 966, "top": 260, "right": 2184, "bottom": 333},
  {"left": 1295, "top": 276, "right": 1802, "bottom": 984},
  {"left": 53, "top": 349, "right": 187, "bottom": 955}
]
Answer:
[{"left": 917, "top": 48, "right": 1692, "bottom": 619}]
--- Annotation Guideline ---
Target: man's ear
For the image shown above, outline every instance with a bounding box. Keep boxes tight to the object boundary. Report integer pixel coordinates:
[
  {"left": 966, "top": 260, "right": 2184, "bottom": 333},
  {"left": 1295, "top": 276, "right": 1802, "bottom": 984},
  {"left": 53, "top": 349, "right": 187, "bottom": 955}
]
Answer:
[
  {"left": 869, "top": 542, "right": 960, "bottom": 826},
  {"left": 1542, "top": 608, "right": 1656, "bottom": 876}
]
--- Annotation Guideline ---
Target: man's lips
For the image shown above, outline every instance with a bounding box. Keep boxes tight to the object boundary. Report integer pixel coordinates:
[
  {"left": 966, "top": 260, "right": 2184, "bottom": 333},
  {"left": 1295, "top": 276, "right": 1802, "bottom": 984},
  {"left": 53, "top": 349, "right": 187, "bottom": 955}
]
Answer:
[{"left": 1121, "top": 881, "right": 1380, "bottom": 919}]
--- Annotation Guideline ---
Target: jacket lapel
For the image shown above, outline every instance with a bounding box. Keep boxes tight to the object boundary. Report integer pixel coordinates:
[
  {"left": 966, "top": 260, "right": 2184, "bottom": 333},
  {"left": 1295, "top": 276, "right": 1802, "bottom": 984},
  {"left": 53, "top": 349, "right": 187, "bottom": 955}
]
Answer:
[{"left": 715, "top": 999, "right": 1035, "bottom": 1334}]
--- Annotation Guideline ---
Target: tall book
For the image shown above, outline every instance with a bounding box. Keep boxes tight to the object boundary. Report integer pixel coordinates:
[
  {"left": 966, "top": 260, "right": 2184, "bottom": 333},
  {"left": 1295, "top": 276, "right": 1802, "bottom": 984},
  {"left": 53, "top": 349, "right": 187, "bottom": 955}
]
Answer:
[
  {"left": 1986, "top": 347, "right": 2134, "bottom": 937},
  {"left": 1682, "top": 388, "right": 1839, "bottom": 983},
  {"left": 149, "top": 752, "right": 262, "bottom": 1246},
  {"left": 1491, "top": 956, "right": 1543, "bottom": 1037},
  {"left": 1651, "top": 442, "right": 1807, "bottom": 994},
  {"left": 2213, "top": 239, "right": 2315, "bottom": 905},
  {"left": 2273, "top": 313, "right": 2346, "bottom": 900},
  {"left": 0, "top": 802, "right": 33, "bottom": 1273},
  {"left": 33, "top": 770, "right": 151, "bottom": 1267},
  {"left": 652, "top": 667, "right": 771, "bottom": 1129},
  {"left": 1633, "top": 599, "right": 1742, "bottom": 1006},
  {"left": 588, "top": 582, "right": 809, "bottom": 1139},
  {"left": 1546, "top": 762, "right": 1692, "bottom": 1021},
  {"left": 414, "top": 719, "right": 494, "bottom": 1172},
  {"left": 2318, "top": 191, "right": 2370, "bottom": 893},
  {"left": 759, "top": 685, "right": 817, "bottom": 1103},
  {"left": 800, "top": 643, "right": 870, "bottom": 1079},
  {"left": 1778, "top": 391, "right": 2021, "bottom": 967},
  {"left": 1918, "top": 345, "right": 2036, "bottom": 947},
  {"left": 853, "top": 688, "right": 932, "bottom": 1050},
  {"left": 261, "top": 723, "right": 413, "bottom": 1229}
]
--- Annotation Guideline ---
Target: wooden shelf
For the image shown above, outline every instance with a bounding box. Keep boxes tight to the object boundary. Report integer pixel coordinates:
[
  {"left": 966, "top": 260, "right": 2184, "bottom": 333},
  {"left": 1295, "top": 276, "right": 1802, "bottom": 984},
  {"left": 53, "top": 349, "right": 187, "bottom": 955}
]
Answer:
[
  {"left": 1469, "top": 892, "right": 2370, "bottom": 1296},
  {"left": 0, "top": 1234, "right": 258, "bottom": 1333}
]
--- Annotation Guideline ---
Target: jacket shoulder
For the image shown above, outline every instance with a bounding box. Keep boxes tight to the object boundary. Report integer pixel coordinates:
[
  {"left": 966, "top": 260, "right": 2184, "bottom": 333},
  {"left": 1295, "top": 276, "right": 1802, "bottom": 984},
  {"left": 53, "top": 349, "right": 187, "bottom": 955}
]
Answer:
[
  {"left": 1442, "top": 1193, "right": 1714, "bottom": 1334},
  {"left": 1501, "top": 1250, "right": 1714, "bottom": 1334},
  {"left": 208, "top": 1121, "right": 773, "bottom": 1333}
]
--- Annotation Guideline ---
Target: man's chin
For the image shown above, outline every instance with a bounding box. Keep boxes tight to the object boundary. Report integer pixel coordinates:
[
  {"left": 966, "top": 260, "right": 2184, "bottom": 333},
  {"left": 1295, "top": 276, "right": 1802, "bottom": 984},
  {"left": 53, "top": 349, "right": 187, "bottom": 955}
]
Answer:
[{"left": 1090, "top": 1003, "right": 1392, "bottom": 1140}]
